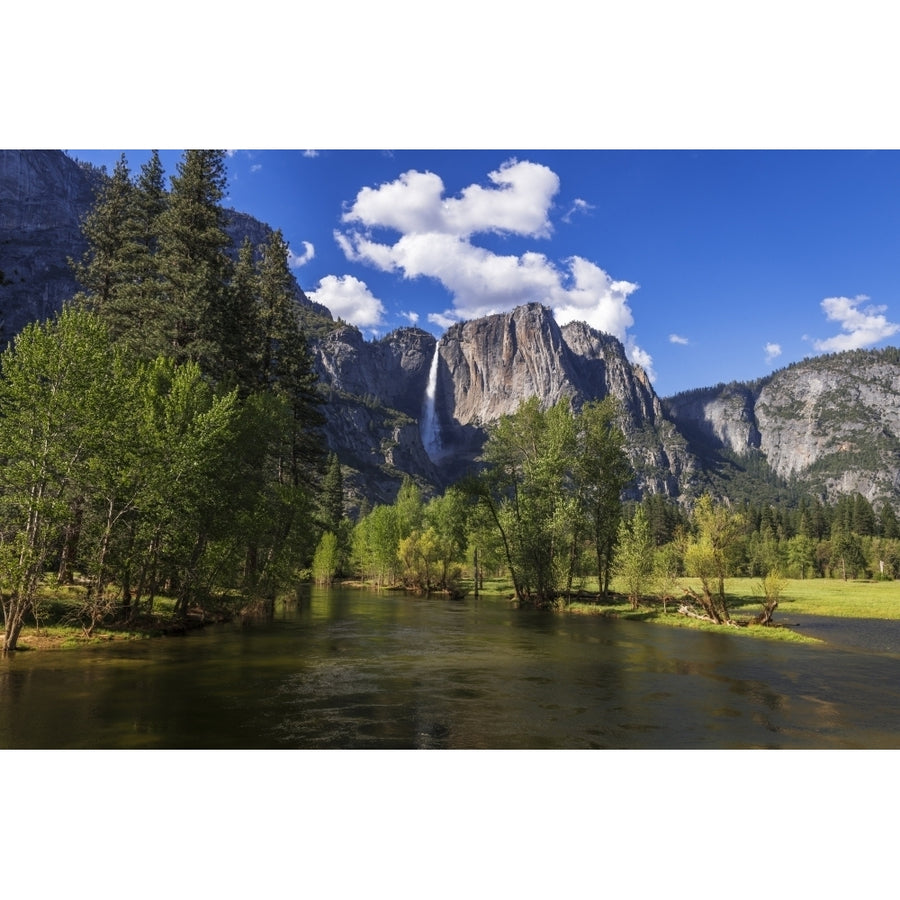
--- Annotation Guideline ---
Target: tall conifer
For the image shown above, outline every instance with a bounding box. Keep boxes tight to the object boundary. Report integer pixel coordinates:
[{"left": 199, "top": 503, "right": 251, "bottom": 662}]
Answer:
[{"left": 154, "top": 150, "right": 232, "bottom": 370}]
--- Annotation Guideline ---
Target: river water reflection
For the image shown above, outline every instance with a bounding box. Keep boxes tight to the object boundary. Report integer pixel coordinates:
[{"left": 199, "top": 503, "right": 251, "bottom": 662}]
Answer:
[{"left": 2, "top": 587, "right": 900, "bottom": 748}]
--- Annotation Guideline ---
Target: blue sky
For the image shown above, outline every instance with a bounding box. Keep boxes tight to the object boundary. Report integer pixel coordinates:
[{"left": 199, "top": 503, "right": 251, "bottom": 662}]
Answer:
[{"left": 69, "top": 149, "right": 900, "bottom": 397}]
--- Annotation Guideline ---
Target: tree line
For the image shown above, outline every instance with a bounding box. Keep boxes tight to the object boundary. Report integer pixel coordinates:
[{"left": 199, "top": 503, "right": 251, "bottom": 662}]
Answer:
[
  {"left": 0, "top": 151, "right": 325, "bottom": 651},
  {"left": 322, "top": 396, "right": 900, "bottom": 623}
]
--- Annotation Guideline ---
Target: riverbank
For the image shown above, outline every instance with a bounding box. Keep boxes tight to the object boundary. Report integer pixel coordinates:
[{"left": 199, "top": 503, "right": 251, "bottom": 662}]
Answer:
[
  {"left": 563, "top": 598, "right": 822, "bottom": 643},
  {"left": 13, "top": 610, "right": 229, "bottom": 651},
  {"left": 563, "top": 576, "right": 900, "bottom": 644},
  {"left": 466, "top": 574, "right": 900, "bottom": 644},
  {"left": 5, "top": 582, "right": 244, "bottom": 653},
  {"left": 9, "top": 574, "right": 898, "bottom": 651}
]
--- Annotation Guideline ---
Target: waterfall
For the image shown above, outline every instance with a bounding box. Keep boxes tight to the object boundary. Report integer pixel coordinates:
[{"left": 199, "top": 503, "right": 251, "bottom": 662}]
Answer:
[{"left": 421, "top": 344, "right": 442, "bottom": 460}]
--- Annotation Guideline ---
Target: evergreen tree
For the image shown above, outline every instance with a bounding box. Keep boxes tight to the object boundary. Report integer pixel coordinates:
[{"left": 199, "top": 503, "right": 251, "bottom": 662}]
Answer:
[
  {"left": 154, "top": 150, "right": 232, "bottom": 369},
  {"left": 852, "top": 493, "right": 876, "bottom": 537},
  {"left": 258, "top": 233, "right": 326, "bottom": 501},
  {"left": 880, "top": 504, "right": 899, "bottom": 540},
  {"left": 322, "top": 452, "right": 344, "bottom": 532},
  {"left": 72, "top": 156, "right": 141, "bottom": 314},
  {"left": 217, "top": 237, "right": 262, "bottom": 393}
]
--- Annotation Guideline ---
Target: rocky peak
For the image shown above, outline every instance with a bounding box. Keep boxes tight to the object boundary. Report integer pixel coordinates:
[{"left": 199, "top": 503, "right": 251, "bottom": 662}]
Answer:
[
  {"left": 664, "top": 349, "right": 900, "bottom": 508},
  {"left": 437, "top": 303, "right": 577, "bottom": 429},
  {"left": 424, "top": 304, "right": 694, "bottom": 494}
]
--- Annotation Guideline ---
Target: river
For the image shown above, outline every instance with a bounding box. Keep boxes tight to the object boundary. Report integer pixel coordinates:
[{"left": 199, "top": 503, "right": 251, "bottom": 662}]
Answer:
[{"left": 2, "top": 586, "right": 899, "bottom": 748}]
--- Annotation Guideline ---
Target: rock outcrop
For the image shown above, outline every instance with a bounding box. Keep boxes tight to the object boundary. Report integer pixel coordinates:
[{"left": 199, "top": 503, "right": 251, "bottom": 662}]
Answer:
[
  {"left": 315, "top": 325, "right": 435, "bottom": 419},
  {"left": 316, "top": 304, "right": 697, "bottom": 502},
  {"left": 664, "top": 349, "right": 900, "bottom": 508},
  {"left": 754, "top": 353, "right": 900, "bottom": 504},
  {"left": 0, "top": 150, "right": 98, "bottom": 341},
  {"left": 664, "top": 383, "right": 761, "bottom": 456}
]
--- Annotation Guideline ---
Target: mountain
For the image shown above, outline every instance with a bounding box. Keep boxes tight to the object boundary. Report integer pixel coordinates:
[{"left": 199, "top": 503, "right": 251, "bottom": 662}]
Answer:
[
  {"left": 312, "top": 303, "right": 697, "bottom": 508},
  {"left": 3, "top": 149, "right": 899, "bottom": 514},
  {"left": 428, "top": 303, "right": 694, "bottom": 494},
  {"left": 664, "top": 347, "right": 900, "bottom": 509}
]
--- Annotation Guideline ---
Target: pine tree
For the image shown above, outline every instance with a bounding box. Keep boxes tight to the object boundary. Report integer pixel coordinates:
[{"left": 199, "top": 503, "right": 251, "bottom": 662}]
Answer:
[
  {"left": 880, "top": 504, "right": 899, "bottom": 539},
  {"left": 216, "top": 237, "right": 262, "bottom": 393},
  {"left": 73, "top": 151, "right": 170, "bottom": 360},
  {"left": 255, "top": 229, "right": 325, "bottom": 487},
  {"left": 322, "top": 452, "right": 344, "bottom": 532},
  {"left": 72, "top": 155, "right": 140, "bottom": 314},
  {"left": 154, "top": 150, "right": 232, "bottom": 370},
  {"left": 125, "top": 150, "right": 168, "bottom": 352}
]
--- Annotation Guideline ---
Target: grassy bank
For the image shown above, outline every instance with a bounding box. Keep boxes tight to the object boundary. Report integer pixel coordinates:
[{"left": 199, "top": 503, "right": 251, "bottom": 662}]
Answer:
[
  {"left": 563, "top": 595, "right": 820, "bottom": 644},
  {"left": 11, "top": 573, "right": 898, "bottom": 651},
  {"left": 724, "top": 577, "right": 900, "bottom": 620},
  {"left": 6, "top": 582, "right": 244, "bottom": 652},
  {"left": 467, "top": 574, "right": 900, "bottom": 644}
]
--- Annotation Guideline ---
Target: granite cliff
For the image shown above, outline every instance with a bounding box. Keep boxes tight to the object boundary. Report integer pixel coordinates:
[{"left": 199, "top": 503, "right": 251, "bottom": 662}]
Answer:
[
  {"left": 664, "top": 348, "right": 900, "bottom": 508},
  {"left": 0, "top": 150, "right": 98, "bottom": 341},
  {"left": 314, "top": 304, "right": 696, "bottom": 505},
  {"left": 426, "top": 304, "right": 693, "bottom": 495}
]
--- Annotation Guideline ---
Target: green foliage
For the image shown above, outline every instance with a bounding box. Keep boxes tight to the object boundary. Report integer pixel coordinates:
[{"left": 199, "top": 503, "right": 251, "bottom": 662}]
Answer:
[
  {"left": 312, "top": 531, "right": 340, "bottom": 586},
  {"left": 682, "top": 494, "right": 745, "bottom": 623},
  {"left": 351, "top": 504, "right": 401, "bottom": 587},
  {"left": 470, "top": 396, "right": 632, "bottom": 607},
  {"left": 154, "top": 150, "right": 232, "bottom": 369},
  {"left": 0, "top": 308, "right": 121, "bottom": 649},
  {"left": 574, "top": 398, "right": 634, "bottom": 596},
  {"left": 321, "top": 452, "right": 345, "bottom": 532},
  {"left": 616, "top": 507, "right": 655, "bottom": 608},
  {"left": 2, "top": 152, "right": 330, "bottom": 647}
]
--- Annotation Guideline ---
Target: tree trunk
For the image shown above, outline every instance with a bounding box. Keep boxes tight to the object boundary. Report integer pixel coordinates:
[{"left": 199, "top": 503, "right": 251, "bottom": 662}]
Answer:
[
  {"left": 2, "top": 600, "right": 28, "bottom": 653},
  {"left": 752, "top": 599, "right": 778, "bottom": 626},
  {"left": 57, "top": 499, "right": 84, "bottom": 584}
]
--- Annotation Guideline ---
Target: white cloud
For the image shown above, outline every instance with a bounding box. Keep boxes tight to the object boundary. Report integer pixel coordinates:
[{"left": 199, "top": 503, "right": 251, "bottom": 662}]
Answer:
[
  {"left": 428, "top": 311, "right": 459, "bottom": 330},
  {"left": 401, "top": 310, "right": 419, "bottom": 324},
  {"left": 336, "top": 158, "right": 652, "bottom": 375},
  {"left": 812, "top": 294, "right": 900, "bottom": 352},
  {"left": 342, "top": 159, "right": 559, "bottom": 239},
  {"left": 562, "top": 197, "right": 593, "bottom": 224},
  {"left": 287, "top": 241, "right": 315, "bottom": 269},
  {"left": 669, "top": 333, "right": 689, "bottom": 345},
  {"left": 307, "top": 275, "right": 385, "bottom": 329},
  {"left": 250, "top": 164, "right": 262, "bottom": 173},
  {"left": 625, "top": 338, "right": 657, "bottom": 382},
  {"left": 764, "top": 342, "right": 782, "bottom": 363},
  {"left": 552, "top": 257, "right": 639, "bottom": 342},
  {"left": 303, "top": 150, "right": 319, "bottom": 158}
]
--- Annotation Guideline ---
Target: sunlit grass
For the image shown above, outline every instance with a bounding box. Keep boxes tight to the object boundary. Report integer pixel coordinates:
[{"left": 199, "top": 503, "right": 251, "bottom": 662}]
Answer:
[
  {"left": 684, "top": 576, "right": 900, "bottom": 620},
  {"left": 461, "top": 572, "right": 900, "bottom": 643}
]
